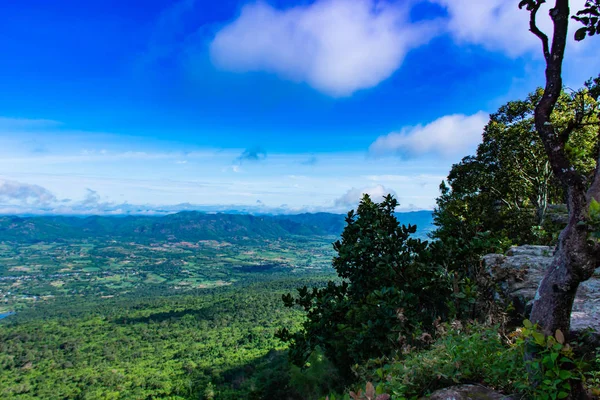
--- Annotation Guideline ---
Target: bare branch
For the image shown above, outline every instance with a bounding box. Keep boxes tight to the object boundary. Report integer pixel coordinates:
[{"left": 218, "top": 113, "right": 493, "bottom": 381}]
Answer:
[
  {"left": 559, "top": 120, "right": 579, "bottom": 144},
  {"left": 559, "top": 97, "right": 600, "bottom": 143},
  {"left": 529, "top": 2, "right": 551, "bottom": 62}
]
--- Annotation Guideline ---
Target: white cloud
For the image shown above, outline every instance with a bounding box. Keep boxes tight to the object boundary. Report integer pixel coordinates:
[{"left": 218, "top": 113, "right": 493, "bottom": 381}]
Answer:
[
  {"left": 209, "top": 0, "right": 438, "bottom": 97},
  {"left": 0, "top": 113, "right": 454, "bottom": 212},
  {"left": 0, "top": 181, "right": 122, "bottom": 215},
  {"left": 431, "top": 0, "right": 542, "bottom": 57},
  {"left": 334, "top": 184, "right": 396, "bottom": 208},
  {"left": 369, "top": 111, "right": 488, "bottom": 158},
  {"left": 433, "top": 0, "right": 592, "bottom": 62},
  {"left": 0, "top": 179, "right": 57, "bottom": 205}
]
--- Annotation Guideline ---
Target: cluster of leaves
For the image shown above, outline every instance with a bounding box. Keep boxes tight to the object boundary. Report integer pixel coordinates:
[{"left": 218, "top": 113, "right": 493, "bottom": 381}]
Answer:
[
  {"left": 277, "top": 194, "right": 451, "bottom": 385},
  {"left": 516, "top": 320, "right": 582, "bottom": 399},
  {"left": 573, "top": 0, "right": 600, "bottom": 41},
  {"left": 288, "top": 347, "right": 343, "bottom": 400},
  {"left": 348, "top": 382, "right": 389, "bottom": 400},
  {"left": 585, "top": 349, "right": 600, "bottom": 397},
  {"left": 323, "top": 382, "right": 389, "bottom": 400}
]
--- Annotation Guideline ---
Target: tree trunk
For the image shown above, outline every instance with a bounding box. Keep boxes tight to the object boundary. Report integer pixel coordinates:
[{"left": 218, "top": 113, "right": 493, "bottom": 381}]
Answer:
[
  {"left": 523, "top": 2, "right": 600, "bottom": 398},
  {"left": 529, "top": 187, "right": 594, "bottom": 335},
  {"left": 525, "top": 0, "right": 595, "bottom": 338}
]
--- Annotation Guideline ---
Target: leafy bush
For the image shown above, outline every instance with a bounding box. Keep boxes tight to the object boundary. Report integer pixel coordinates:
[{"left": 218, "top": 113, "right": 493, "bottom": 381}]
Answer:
[
  {"left": 515, "top": 320, "right": 584, "bottom": 400},
  {"left": 352, "top": 323, "right": 524, "bottom": 399},
  {"left": 344, "top": 321, "right": 596, "bottom": 400},
  {"left": 585, "top": 349, "right": 600, "bottom": 397},
  {"left": 289, "top": 347, "right": 342, "bottom": 400}
]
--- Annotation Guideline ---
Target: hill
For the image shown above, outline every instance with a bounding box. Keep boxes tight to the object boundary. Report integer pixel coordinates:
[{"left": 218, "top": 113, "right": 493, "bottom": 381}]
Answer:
[{"left": 0, "top": 211, "right": 434, "bottom": 242}]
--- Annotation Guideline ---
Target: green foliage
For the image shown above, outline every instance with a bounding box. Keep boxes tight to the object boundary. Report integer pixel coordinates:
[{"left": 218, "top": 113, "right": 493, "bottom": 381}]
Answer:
[
  {"left": 580, "top": 198, "right": 600, "bottom": 241},
  {"left": 430, "top": 85, "right": 599, "bottom": 321},
  {"left": 516, "top": 320, "right": 583, "bottom": 400},
  {"left": 585, "top": 349, "right": 600, "bottom": 397},
  {"left": 431, "top": 182, "right": 507, "bottom": 320},
  {"left": 350, "top": 323, "right": 524, "bottom": 399},
  {"left": 587, "top": 198, "right": 600, "bottom": 240},
  {"left": 590, "top": 198, "right": 600, "bottom": 219},
  {"left": 346, "top": 321, "right": 592, "bottom": 400},
  {"left": 203, "top": 382, "right": 216, "bottom": 400},
  {"left": 289, "top": 347, "right": 342, "bottom": 400},
  {"left": 434, "top": 87, "right": 598, "bottom": 248},
  {"left": 573, "top": 0, "right": 600, "bottom": 41},
  {"left": 348, "top": 382, "right": 389, "bottom": 400},
  {"left": 278, "top": 194, "right": 450, "bottom": 384}
]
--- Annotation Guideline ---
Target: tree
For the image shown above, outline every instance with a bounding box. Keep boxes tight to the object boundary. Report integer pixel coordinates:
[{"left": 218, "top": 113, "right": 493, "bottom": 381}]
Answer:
[
  {"left": 518, "top": 0, "right": 600, "bottom": 337},
  {"left": 277, "top": 195, "right": 450, "bottom": 383},
  {"left": 432, "top": 86, "right": 598, "bottom": 324},
  {"left": 434, "top": 88, "right": 597, "bottom": 249}
]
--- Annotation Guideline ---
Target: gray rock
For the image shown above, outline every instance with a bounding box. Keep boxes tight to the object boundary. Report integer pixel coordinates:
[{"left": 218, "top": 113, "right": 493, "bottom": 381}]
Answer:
[
  {"left": 423, "top": 384, "right": 513, "bottom": 399},
  {"left": 504, "top": 244, "right": 554, "bottom": 258},
  {"left": 572, "top": 275, "right": 600, "bottom": 343},
  {"left": 482, "top": 246, "right": 552, "bottom": 316},
  {"left": 484, "top": 245, "right": 600, "bottom": 339}
]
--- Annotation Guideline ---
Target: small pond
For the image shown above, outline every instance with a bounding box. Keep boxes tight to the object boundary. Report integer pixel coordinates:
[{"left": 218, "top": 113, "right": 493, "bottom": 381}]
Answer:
[{"left": 0, "top": 312, "right": 15, "bottom": 320}]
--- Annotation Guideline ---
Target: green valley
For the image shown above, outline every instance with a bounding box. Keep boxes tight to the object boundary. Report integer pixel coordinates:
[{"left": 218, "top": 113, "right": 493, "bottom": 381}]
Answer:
[
  {"left": 0, "top": 211, "right": 433, "bottom": 399},
  {"left": 0, "top": 211, "right": 432, "bottom": 313},
  {"left": 0, "top": 236, "right": 335, "bottom": 312}
]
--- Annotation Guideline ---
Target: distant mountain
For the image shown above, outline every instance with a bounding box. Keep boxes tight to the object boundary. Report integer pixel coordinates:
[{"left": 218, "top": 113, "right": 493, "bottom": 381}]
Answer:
[
  {"left": 394, "top": 211, "right": 436, "bottom": 236},
  {"left": 0, "top": 211, "right": 434, "bottom": 242},
  {"left": 274, "top": 213, "right": 348, "bottom": 235},
  {"left": 276, "top": 211, "right": 434, "bottom": 237}
]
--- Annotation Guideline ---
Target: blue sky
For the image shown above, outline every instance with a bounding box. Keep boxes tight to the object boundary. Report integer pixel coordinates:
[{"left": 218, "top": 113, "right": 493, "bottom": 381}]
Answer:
[{"left": 0, "top": 0, "right": 598, "bottom": 215}]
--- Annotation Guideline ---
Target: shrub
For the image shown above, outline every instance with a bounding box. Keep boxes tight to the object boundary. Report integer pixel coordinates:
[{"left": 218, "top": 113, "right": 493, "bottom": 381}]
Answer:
[{"left": 353, "top": 323, "right": 523, "bottom": 399}]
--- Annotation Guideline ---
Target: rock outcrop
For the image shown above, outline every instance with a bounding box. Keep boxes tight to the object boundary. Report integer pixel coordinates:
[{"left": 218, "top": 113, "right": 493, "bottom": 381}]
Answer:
[
  {"left": 483, "top": 245, "right": 600, "bottom": 339},
  {"left": 424, "top": 384, "right": 513, "bottom": 399}
]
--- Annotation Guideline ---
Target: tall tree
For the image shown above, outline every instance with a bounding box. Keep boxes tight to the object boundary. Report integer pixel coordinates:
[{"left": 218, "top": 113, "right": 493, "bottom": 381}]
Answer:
[
  {"left": 432, "top": 87, "right": 597, "bottom": 324},
  {"left": 434, "top": 88, "right": 597, "bottom": 249},
  {"left": 277, "top": 195, "right": 449, "bottom": 383},
  {"left": 519, "top": 0, "right": 600, "bottom": 336}
]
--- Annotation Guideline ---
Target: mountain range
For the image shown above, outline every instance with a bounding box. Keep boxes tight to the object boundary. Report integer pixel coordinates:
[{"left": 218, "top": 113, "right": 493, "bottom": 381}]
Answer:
[{"left": 0, "top": 211, "right": 434, "bottom": 242}]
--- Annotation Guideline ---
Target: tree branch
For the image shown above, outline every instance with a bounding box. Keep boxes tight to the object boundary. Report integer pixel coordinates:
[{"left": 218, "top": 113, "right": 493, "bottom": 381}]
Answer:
[
  {"left": 530, "top": 1, "right": 551, "bottom": 62},
  {"left": 559, "top": 110, "right": 600, "bottom": 144}
]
